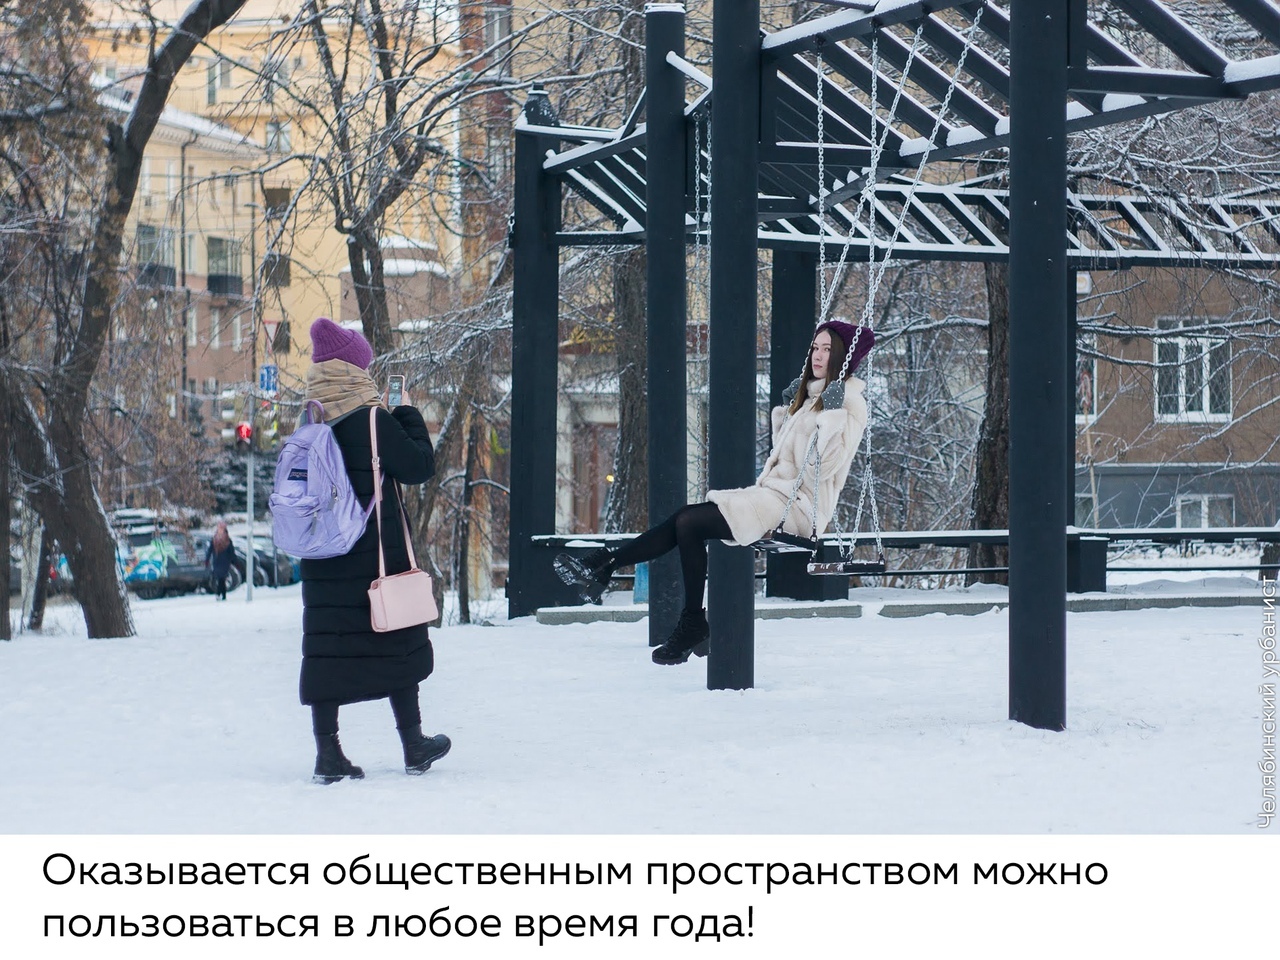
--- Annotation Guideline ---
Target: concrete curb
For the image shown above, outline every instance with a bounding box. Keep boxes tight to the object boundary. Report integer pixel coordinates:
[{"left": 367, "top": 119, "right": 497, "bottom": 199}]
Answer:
[
  {"left": 536, "top": 601, "right": 863, "bottom": 625},
  {"left": 875, "top": 594, "right": 1264, "bottom": 617}
]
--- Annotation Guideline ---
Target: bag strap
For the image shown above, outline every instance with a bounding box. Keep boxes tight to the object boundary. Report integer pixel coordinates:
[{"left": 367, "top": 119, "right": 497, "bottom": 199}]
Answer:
[{"left": 369, "top": 406, "right": 420, "bottom": 580}]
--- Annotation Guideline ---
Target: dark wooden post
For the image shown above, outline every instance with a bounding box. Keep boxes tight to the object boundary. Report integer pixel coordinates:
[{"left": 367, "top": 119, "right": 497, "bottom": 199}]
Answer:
[
  {"left": 1008, "top": 1, "right": 1069, "bottom": 729},
  {"left": 646, "top": 3, "right": 689, "bottom": 647},
  {"left": 707, "top": 0, "right": 760, "bottom": 690},
  {"left": 508, "top": 87, "right": 562, "bottom": 618}
]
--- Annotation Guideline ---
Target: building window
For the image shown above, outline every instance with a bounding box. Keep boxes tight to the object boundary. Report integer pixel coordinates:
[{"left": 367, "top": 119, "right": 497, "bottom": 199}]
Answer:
[
  {"left": 103, "top": 63, "right": 117, "bottom": 82},
  {"left": 207, "top": 237, "right": 243, "bottom": 296},
  {"left": 262, "top": 252, "right": 291, "bottom": 287},
  {"left": 1076, "top": 332, "right": 1097, "bottom": 422},
  {"left": 136, "top": 224, "right": 176, "bottom": 287},
  {"left": 220, "top": 58, "right": 233, "bottom": 88},
  {"left": 263, "top": 186, "right": 291, "bottom": 220},
  {"left": 186, "top": 306, "right": 198, "bottom": 347},
  {"left": 572, "top": 422, "right": 617, "bottom": 533},
  {"left": 232, "top": 311, "right": 243, "bottom": 352},
  {"left": 1175, "top": 494, "right": 1234, "bottom": 528},
  {"left": 485, "top": 124, "right": 511, "bottom": 182},
  {"left": 165, "top": 159, "right": 178, "bottom": 199},
  {"left": 1155, "top": 318, "right": 1231, "bottom": 421},
  {"left": 265, "top": 120, "right": 292, "bottom": 154},
  {"left": 210, "top": 307, "right": 221, "bottom": 349},
  {"left": 263, "top": 55, "right": 290, "bottom": 105},
  {"left": 139, "top": 157, "right": 151, "bottom": 196},
  {"left": 207, "top": 62, "right": 218, "bottom": 105},
  {"left": 485, "top": 4, "right": 513, "bottom": 65}
]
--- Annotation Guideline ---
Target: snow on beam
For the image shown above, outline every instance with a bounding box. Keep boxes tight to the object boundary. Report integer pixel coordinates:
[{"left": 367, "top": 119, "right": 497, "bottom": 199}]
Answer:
[
  {"left": 666, "top": 52, "right": 712, "bottom": 89},
  {"left": 1224, "top": 53, "right": 1280, "bottom": 93},
  {"left": 543, "top": 128, "right": 648, "bottom": 174},
  {"left": 762, "top": 0, "right": 972, "bottom": 57}
]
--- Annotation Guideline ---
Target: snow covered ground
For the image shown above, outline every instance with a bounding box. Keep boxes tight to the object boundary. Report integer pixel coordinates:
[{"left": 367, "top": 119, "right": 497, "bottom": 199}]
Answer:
[{"left": 1, "top": 576, "right": 1273, "bottom": 835}]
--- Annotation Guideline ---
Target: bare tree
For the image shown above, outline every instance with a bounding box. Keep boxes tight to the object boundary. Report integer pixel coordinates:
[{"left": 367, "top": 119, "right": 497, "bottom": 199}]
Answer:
[{"left": 1, "top": 0, "right": 248, "bottom": 639}]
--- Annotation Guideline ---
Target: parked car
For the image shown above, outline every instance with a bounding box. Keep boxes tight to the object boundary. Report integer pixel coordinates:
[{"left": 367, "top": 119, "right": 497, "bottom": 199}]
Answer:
[
  {"left": 189, "top": 532, "right": 295, "bottom": 589},
  {"left": 118, "top": 532, "right": 210, "bottom": 599},
  {"left": 234, "top": 534, "right": 297, "bottom": 587}
]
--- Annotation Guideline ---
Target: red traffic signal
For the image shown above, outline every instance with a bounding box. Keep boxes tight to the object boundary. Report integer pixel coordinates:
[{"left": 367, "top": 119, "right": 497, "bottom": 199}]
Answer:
[{"left": 234, "top": 421, "right": 253, "bottom": 450}]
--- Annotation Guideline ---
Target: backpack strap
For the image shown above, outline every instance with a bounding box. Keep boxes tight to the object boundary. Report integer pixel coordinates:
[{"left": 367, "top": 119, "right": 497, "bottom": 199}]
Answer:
[{"left": 369, "top": 406, "right": 420, "bottom": 580}]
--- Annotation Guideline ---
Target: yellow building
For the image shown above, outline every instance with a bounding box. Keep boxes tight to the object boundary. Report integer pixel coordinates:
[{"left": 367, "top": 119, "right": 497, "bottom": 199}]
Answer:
[
  {"left": 84, "top": 0, "right": 472, "bottom": 414},
  {"left": 96, "top": 78, "right": 268, "bottom": 444}
]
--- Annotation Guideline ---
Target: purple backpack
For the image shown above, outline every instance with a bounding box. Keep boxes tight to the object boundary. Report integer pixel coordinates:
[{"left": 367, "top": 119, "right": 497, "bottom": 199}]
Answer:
[{"left": 269, "top": 401, "right": 373, "bottom": 559}]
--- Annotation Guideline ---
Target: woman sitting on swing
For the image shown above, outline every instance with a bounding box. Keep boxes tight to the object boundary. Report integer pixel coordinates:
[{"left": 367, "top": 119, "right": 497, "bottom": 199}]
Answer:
[{"left": 556, "top": 319, "right": 873, "bottom": 665}]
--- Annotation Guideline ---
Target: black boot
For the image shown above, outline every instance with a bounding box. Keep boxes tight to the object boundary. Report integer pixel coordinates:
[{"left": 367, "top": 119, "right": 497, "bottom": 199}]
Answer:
[
  {"left": 399, "top": 725, "right": 451, "bottom": 775},
  {"left": 651, "top": 608, "right": 710, "bottom": 665},
  {"left": 313, "top": 733, "right": 364, "bottom": 785},
  {"left": 553, "top": 548, "right": 614, "bottom": 604}
]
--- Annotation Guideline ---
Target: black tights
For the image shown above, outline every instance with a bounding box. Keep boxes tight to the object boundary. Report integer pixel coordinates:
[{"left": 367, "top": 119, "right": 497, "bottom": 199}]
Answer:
[
  {"left": 605, "top": 502, "right": 731, "bottom": 611},
  {"left": 311, "top": 684, "right": 421, "bottom": 736}
]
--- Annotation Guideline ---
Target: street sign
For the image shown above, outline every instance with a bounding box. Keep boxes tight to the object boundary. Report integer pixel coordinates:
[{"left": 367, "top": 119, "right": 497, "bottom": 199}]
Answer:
[
  {"left": 263, "top": 319, "right": 279, "bottom": 347},
  {"left": 259, "top": 363, "right": 278, "bottom": 395}
]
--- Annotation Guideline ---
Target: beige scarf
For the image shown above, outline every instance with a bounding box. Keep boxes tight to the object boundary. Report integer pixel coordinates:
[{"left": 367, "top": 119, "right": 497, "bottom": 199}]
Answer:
[{"left": 305, "top": 359, "right": 383, "bottom": 423}]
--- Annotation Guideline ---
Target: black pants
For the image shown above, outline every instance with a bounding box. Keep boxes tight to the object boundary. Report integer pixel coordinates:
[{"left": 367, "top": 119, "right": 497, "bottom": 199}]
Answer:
[
  {"left": 215, "top": 575, "right": 228, "bottom": 600},
  {"left": 311, "top": 684, "right": 421, "bottom": 736},
  {"left": 606, "top": 502, "right": 731, "bottom": 611}
]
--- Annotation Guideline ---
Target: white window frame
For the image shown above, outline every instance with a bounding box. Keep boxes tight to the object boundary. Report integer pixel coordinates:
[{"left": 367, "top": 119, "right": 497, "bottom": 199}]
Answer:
[
  {"left": 209, "top": 307, "right": 221, "bottom": 349},
  {"left": 1175, "top": 494, "right": 1235, "bottom": 529},
  {"left": 1154, "top": 317, "right": 1231, "bottom": 424},
  {"left": 231, "top": 311, "right": 243, "bottom": 352},
  {"left": 265, "top": 120, "right": 291, "bottom": 154},
  {"left": 1076, "top": 331, "right": 1098, "bottom": 425},
  {"left": 186, "top": 306, "right": 198, "bottom": 347}
]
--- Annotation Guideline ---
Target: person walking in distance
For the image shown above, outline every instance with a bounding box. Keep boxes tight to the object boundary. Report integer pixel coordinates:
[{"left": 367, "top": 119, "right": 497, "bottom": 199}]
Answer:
[{"left": 205, "top": 521, "right": 237, "bottom": 601}]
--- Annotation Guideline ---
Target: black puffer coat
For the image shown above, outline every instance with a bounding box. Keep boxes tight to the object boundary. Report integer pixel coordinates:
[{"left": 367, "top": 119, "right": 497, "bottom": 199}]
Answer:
[{"left": 299, "top": 404, "right": 435, "bottom": 705}]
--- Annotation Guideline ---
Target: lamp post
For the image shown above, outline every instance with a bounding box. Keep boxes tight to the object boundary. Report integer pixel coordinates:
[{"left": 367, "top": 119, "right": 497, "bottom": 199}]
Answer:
[{"left": 244, "top": 200, "right": 261, "bottom": 601}]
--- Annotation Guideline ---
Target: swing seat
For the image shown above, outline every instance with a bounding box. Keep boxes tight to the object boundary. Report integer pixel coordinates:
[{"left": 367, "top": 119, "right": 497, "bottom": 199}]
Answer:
[
  {"left": 753, "top": 531, "right": 819, "bottom": 553},
  {"left": 807, "top": 559, "right": 887, "bottom": 577}
]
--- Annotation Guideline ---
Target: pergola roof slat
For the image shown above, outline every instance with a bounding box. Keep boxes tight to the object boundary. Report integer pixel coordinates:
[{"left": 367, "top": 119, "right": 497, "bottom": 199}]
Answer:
[
  {"left": 535, "top": 2, "right": 1280, "bottom": 272},
  {"left": 1111, "top": 0, "right": 1230, "bottom": 76},
  {"left": 852, "top": 25, "right": 1003, "bottom": 135},
  {"left": 1221, "top": 0, "right": 1280, "bottom": 49},
  {"left": 820, "top": 34, "right": 956, "bottom": 145}
]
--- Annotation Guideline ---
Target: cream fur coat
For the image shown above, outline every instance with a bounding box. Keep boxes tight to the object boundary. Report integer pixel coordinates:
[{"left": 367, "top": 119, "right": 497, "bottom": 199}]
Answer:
[{"left": 707, "top": 376, "right": 868, "bottom": 545}]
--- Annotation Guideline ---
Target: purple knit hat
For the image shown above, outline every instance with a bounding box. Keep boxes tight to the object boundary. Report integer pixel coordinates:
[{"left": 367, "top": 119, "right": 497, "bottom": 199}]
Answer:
[
  {"left": 310, "top": 317, "right": 374, "bottom": 370},
  {"left": 815, "top": 319, "right": 875, "bottom": 376}
]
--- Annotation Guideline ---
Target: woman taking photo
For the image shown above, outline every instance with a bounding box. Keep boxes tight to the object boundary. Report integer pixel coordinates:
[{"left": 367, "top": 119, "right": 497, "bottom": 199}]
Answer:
[
  {"left": 557, "top": 319, "right": 873, "bottom": 665},
  {"left": 299, "top": 317, "right": 449, "bottom": 784}
]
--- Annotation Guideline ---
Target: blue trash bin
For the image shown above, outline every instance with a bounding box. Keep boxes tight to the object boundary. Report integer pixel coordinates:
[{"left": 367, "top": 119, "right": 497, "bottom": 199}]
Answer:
[{"left": 633, "top": 562, "right": 648, "bottom": 603}]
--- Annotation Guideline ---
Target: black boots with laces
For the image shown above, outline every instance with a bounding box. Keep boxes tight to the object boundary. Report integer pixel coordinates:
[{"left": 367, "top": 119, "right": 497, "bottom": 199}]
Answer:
[
  {"left": 313, "top": 733, "right": 365, "bottom": 785},
  {"left": 553, "top": 548, "right": 615, "bottom": 604},
  {"left": 399, "top": 725, "right": 452, "bottom": 775},
  {"left": 651, "top": 608, "right": 711, "bottom": 665}
]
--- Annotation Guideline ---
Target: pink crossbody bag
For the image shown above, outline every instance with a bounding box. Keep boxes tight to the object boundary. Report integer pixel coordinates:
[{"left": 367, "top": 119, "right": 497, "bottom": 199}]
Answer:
[{"left": 366, "top": 407, "right": 438, "bottom": 631}]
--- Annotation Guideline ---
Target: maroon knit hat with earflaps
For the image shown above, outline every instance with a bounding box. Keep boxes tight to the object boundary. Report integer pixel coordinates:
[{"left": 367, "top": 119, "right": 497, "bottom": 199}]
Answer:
[
  {"left": 310, "top": 317, "right": 374, "bottom": 370},
  {"left": 815, "top": 319, "right": 875, "bottom": 376}
]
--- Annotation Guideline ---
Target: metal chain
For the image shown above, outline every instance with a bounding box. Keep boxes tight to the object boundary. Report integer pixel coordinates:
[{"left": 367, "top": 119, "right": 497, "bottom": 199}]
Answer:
[
  {"left": 693, "top": 110, "right": 710, "bottom": 496},
  {"left": 775, "top": 428, "right": 820, "bottom": 537},
  {"left": 857, "top": 5, "right": 985, "bottom": 329},
  {"left": 776, "top": 12, "right": 984, "bottom": 561}
]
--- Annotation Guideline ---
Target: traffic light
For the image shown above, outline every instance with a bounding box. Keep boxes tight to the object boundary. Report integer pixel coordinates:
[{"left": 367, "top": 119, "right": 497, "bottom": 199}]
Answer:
[{"left": 234, "top": 421, "right": 253, "bottom": 453}]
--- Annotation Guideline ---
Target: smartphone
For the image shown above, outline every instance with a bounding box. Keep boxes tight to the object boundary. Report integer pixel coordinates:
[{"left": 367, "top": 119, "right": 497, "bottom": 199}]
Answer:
[{"left": 387, "top": 375, "right": 405, "bottom": 407}]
